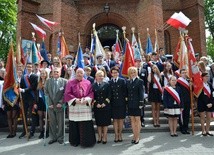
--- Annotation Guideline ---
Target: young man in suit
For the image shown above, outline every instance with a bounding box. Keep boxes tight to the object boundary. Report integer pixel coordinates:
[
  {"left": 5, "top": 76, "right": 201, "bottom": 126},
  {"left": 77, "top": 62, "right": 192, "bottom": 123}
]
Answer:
[
  {"left": 19, "top": 63, "right": 38, "bottom": 139},
  {"left": 45, "top": 67, "right": 67, "bottom": 144}
]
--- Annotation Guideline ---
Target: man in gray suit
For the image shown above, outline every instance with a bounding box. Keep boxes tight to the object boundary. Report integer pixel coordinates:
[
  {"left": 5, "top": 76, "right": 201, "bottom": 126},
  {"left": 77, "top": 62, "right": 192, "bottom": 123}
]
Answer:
[{"left": 45, "top": 67, "right": 67, "bottom": 144}]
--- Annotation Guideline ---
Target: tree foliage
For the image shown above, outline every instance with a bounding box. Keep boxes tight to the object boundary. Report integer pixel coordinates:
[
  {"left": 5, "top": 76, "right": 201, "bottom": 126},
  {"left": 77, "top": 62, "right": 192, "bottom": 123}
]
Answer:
[
  {"left": 205, "top": 0, "right": 214, "bottom": 39},
  {"left": 0, "top": 0, "right": 17, "bottom": 61}
]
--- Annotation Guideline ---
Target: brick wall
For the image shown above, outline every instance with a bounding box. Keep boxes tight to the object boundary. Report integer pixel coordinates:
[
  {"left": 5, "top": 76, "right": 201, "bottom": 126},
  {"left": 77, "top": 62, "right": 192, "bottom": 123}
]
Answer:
[{"left": 17, "top": 0, "right": 206, "bottom": 56}]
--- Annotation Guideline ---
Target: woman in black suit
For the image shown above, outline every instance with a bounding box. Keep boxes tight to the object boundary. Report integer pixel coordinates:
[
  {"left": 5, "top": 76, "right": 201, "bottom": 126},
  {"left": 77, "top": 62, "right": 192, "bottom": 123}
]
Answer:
[
  {"left": 93, "top": 70, "right": 111, "bottom": 144},
  {"left": 109, "top": 66, "right": 127, "bottom": 142},
  {"left": 198, "top": 72, "right": 214, "bottom": 136},
  {"left": 127, "top": 67, "right": 144, "bottom": 144}
]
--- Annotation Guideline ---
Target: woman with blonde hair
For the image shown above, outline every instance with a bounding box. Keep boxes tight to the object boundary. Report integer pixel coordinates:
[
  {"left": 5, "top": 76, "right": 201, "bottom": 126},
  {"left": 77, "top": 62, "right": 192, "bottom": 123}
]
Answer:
[
  {"left": 35, "top": 69, "right": 49, "bottom": 138},
  {"left": 93, "top": 70, "right": 111, "bottom": 144},
  {"left": 148, "top": 64, "right": 163, "bottom": 127},
  {"left": 127, "top": 67, "right": 144, "bottom": 144}
]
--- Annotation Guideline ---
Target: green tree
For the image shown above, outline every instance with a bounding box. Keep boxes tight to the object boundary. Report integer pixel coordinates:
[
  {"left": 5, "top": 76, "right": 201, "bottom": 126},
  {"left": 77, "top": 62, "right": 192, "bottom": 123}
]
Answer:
[
  {"left": 205, "top": 0, "right": 214, "bottom": 39},
  {"left": 0, "top": 0, "right": 17, "bottom": 61},
  {"left": 207, "top": 36, "right": 214, "bottom": 59}
]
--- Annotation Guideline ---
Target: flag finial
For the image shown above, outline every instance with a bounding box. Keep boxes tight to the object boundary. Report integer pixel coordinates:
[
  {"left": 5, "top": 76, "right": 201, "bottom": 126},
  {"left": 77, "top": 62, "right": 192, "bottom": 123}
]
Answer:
[{"left": 131, "top": 27, "right": 135, "bottom": 33}]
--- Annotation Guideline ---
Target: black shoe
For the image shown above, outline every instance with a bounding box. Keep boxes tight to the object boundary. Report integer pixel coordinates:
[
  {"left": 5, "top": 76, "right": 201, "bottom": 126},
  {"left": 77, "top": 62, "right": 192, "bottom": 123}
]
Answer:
[
  {"left": 114, "top": 139, "right": 118, "bottom": 143},
  {"left": 174, "top": 134, "right": 178, "bottom": 137},
  {"left": 102, "top": 141, "right": 107, "bottom": 144},
  {"left": 170, "top": 134, "right": 174, "bottom": 137},
  {"left": 141, "top": 122, "right": 145, "bottom": 127},
  {"left": 7, "top": 134, "right": 13, "bottom": 138},
  {"left": 48, "top": 139, "right": 57, "bottom": 145},
  {"left": 202, "top": 132, "right": 207, "bottom": 136},
  {"left": 131, "top": 139, "right": 135, "bottom": 144},
  {"left": 12, "top": 134, "right": 16, "bottom": 138},
  {"left": 181, "top": 131, "right": 186, "bottom": 134},
  {"left": 206, "top": 132, "right": 213, "bottom": 136},
  {"left": 19, "top": 132, "right": 26, "bottom": 139},
  {"left": 118, "top": 139, "right": 123, "bottom": 142},
  {"left": 185, "top": 131, "right": 190, "bottom": 134},
  {"left": 134, "top": 139, "right": 139, "bottom": 144},
  {"left": 156, "top": 124, "right": 160, "bottom": 127},
  {"left": 39, "top": 132, "right": 44, "bottom": 139}
]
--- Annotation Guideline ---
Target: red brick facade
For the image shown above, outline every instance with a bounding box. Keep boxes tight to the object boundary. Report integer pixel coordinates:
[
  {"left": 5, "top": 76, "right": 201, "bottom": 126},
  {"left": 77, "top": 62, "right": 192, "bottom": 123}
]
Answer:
[{"left": 17, "top": 0, "right": 206, "bottom": 56}]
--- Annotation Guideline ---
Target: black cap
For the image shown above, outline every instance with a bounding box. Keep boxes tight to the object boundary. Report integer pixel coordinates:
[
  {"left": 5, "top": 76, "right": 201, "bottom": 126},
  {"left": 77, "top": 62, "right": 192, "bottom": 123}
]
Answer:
[
  {"left": 41, "top": 60, "right": 50, "bottom": 66},
  {"left": 165, "top": 54, "right": 173, "bottom": 60},
  {"left": 201, "top": 72, "right": 208, "bottom": 77},
  {"left": 96, "top": 54, "right": 103, "bottom": 59}
]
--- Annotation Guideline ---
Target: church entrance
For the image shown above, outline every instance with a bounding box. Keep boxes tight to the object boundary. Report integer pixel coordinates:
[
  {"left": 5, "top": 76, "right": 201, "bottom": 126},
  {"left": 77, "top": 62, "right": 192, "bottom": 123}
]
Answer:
[{"left": 96, "top": 24, "right": 123, "bottom": 51}]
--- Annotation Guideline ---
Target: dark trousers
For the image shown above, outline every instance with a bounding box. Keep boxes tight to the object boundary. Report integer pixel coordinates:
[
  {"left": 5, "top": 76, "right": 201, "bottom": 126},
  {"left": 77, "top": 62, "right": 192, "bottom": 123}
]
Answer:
[{"left": 179, "top": 103, "right": 190, "bottom": 131}]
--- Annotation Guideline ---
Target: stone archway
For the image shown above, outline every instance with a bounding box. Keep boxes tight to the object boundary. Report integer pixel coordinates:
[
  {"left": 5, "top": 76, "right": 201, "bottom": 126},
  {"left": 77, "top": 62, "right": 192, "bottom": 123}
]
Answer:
[{"left": 84, "top": 12, "right": 132, "bottom": 48}]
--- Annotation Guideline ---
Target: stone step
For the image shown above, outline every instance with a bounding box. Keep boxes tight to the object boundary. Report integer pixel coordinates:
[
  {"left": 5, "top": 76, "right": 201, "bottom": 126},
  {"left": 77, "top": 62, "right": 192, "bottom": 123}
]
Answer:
[{"left": 1, "top": 123, "right": 211, "bottom": 134}]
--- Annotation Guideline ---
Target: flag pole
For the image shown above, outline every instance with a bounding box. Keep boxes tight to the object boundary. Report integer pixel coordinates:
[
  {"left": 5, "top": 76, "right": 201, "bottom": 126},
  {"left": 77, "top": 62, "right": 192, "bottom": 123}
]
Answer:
[
  {"left": 92, "top": 23, "right": 97, "bottom": 65},
  {"left": 184, "top": 30, "right": 195, "bottom": 135},
  {"left": 19, "top": 45, "right": 31, "bottom": 141}
]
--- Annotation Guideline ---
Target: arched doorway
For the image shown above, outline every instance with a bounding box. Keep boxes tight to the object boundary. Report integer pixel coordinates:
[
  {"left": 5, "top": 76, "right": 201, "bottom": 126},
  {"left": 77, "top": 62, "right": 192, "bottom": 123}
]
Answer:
[
  {"left": 84, "top": 12, "right": 132, "bottom": 49},
  {"left": 96, "top": 24, "right": 123, "bottom": 50}
]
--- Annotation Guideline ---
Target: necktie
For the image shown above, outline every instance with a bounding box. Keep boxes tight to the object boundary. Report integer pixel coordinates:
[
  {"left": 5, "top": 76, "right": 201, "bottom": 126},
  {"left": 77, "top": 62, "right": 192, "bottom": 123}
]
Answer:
[{"left": 53, "top": 79, "right": 58, "bottom": 94}]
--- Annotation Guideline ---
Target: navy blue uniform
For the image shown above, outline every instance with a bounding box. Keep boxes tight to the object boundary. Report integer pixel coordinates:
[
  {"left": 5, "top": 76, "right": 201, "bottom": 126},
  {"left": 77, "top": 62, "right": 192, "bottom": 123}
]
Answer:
[
  {"left": 109, "top": 78, "right": 127, "bottom": 119},
  {"left": 127, "top": 78, "right": 144, "bottom": 116}
]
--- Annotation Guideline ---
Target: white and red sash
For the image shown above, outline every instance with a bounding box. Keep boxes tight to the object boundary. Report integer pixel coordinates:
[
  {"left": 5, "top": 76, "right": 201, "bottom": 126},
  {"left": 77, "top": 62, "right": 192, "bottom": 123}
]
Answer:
[
  {"left": 153, "top": 74, "right": 163, "bottom": 93},
  {"left": 203, "top": 83, "right": 211, "bottom": 98},
  {"left": 174, "top": 70, "right": 180, "bottom": 77},
  {"left": 177, "top": 77, "right": 189, "bottom": 90},
  {"left": 165, "top": 86, "right": 180, "bottom": 104}
]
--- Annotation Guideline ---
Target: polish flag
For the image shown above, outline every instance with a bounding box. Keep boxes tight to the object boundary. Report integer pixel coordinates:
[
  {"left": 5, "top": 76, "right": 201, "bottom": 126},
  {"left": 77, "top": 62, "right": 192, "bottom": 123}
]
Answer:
[
  {"left": 30, "top": 23, "right": 46, "bottom": 39},
  {"left": 166, "top": 12, "right": 191, "bottom": 29},
  {"left": 36, "top": 14, "right": 59, "bottom": 30}
]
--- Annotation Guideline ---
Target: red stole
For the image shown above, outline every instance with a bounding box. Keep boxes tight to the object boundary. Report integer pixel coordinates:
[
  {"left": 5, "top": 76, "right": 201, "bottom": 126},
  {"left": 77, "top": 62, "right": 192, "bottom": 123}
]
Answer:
[
  {"left": 165, "top": 86, "right": 180, "bottom": 104},
  {"left": 153, "top": 74, "right": 163, "bottom": 93},
  {"left": 203, "top": 83, "right": 211, "bottom": 98},
  {"left": 177, "top": 77, "right": 189, "bottom": 90}
]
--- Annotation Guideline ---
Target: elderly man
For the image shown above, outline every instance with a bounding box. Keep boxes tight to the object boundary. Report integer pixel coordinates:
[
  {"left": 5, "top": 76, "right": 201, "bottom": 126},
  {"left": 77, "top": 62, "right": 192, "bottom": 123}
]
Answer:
[
  {"left": 64, "top": 68, "right": 96, "bottom": 147},
  {"left": 45, "top": 67, "right": 67, "bottom": 144}
]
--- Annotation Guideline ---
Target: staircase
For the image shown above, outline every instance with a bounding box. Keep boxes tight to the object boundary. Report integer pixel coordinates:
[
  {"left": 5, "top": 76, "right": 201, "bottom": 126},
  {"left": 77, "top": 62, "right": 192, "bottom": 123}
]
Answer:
[{"left": 1, "top": 100, "right": 213, "bottom": 133}]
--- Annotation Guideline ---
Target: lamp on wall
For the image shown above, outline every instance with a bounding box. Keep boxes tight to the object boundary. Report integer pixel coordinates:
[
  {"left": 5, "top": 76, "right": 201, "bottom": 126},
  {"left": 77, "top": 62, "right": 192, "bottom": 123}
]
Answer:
[{"left": 103, "top": 3, "right": 110, "bottom": 15}]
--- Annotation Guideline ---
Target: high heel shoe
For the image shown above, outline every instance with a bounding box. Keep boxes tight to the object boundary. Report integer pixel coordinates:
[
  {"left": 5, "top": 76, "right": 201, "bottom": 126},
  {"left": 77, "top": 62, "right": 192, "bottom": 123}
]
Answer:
[
  {"left": 134, "top": 139, "right": 139, "bottom": 144},
  {"left": 114, "top": 139, "right": 118, "bottom": 143},
  {"left": 206, "top": 132, "right": 213, "bottom": 136},
  {"left": 102, "top": 141, "right": 107, "bottom": 144}
]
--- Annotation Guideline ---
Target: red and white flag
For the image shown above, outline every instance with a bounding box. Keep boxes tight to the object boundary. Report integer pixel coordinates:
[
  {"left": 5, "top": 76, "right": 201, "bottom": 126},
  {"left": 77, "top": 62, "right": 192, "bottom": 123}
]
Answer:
[
  {"left": 186, "top": 36, "right": 203, "bottom": 97},
  {"left": 36, "top": 14, "right": 59, "bottom": 30},
  {"left": 167, "top": 12, "right": 191, "bottom": 29},
  {"left": 30, "top": 22, "right": 46, "bottom": 39}
]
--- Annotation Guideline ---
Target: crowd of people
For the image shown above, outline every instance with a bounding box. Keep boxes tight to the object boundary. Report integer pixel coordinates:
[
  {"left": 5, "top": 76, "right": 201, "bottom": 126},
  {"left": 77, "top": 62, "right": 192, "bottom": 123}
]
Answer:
[{"left": 0, "top": 46, "right": 214, "bottom": 148}]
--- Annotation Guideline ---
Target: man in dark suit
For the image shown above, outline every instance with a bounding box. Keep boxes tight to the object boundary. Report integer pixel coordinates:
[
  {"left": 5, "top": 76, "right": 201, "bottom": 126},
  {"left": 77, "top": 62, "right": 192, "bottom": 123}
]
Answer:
[
  {"left": 105, "top": 52, "right": 116, "bottom": 69},
  {"left": 19, "top": 63, "right": 38, "bottom": 139}
]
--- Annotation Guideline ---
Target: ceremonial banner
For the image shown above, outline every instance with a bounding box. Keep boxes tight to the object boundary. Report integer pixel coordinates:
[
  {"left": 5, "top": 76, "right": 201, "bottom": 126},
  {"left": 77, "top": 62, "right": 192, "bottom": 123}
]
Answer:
[
  {"left": 186, "top": 36, "right": 203, "bottom": 97},
  {"left": 121, "top": 41, "right": 135, "bottom": 77},
  {"left": 3, "top": 43, "right": 19, "bottom": 107}
]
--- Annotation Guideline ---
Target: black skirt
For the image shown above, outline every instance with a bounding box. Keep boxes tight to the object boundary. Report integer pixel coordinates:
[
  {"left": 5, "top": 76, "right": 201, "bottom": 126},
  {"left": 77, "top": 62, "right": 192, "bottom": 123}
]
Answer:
[
  {"left": 148, "top": 88, "right": 162, "bottom": 103},
  {"left": 94, "top": 109, "right": 111, "bottom": 126},
  {"left": 128, "top": 108, "right": 141, "bottom": 116},
  {"left": 111, "top": 106, "right": 126, "bottom": 119},
  {"left": 37, "top": 97, "right": 46, "bottom": 111},
  {"left": 197, "top": 103, "right": 213, "bottom": 112},
  {"left": 69, "top": 120, "right": 96, "bottom": 147}
]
